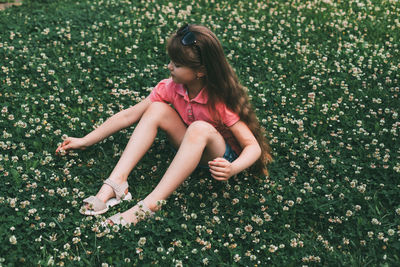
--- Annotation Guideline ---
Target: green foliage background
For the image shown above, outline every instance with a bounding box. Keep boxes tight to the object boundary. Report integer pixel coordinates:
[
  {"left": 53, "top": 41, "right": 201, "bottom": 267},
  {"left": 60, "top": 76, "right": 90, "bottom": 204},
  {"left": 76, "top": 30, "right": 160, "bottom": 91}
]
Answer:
[{"left": 1, "top": 0, "right": 399, "bottom": 266}]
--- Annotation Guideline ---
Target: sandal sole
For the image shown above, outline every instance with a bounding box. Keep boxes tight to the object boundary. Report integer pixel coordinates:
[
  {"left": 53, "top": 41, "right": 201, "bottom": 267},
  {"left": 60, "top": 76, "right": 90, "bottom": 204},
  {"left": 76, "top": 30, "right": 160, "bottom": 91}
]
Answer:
[{"left": 81, "top": 192, "right": 132, "bottom": 215}]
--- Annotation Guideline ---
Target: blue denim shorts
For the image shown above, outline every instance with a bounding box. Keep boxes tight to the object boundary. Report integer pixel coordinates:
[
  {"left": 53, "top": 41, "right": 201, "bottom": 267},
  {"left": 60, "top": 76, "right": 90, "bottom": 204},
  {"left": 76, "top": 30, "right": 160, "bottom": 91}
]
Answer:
[
  {"left": 197, "top": 142, "right": 238, "bottom": 170},
  {"left": 169, "top": 142, "right": 238, "bottom": 170}
]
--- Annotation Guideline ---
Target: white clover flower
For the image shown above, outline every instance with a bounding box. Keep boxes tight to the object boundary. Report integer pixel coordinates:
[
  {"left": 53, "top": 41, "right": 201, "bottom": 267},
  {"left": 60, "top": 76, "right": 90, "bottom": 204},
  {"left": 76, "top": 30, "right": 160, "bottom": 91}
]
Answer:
[
  {"left": 371, "top": 218, "right": 381, "bottom": 225},
  {"left": 112, "top": 224, "right": 120, "bottom": 232},
  {"left": 233, "top": 254, "right": 241, "bottom": 262},
  {"left": 388, "top": 229, "right": 395, "bottom": 236},
  {"left": 269, "top": 244, "right": 278, "bottom": 253},
  {"left": 138, "top": 237, "right": 146, "bottom": 246},
  {"left": 47, "top": 256, "right": 55, "bottom": 266},
  {"left": 175, "top": 259, "right": 183, "bottom": 267},
  {"left": 28, "top": 208, "right": 37, "bottom": 216},
  {"left": 244, "top": 224, "right": 253, "bottom": 232},
  {"left": 378, "top": 232, "right": 384, "bottom": 240},
  {"left": 50, "top": 233, "right": 57, "bottom": 242},
  {"left": 9, "top": 235, "right": 17, "bottom": 245},
  {"left": 64, "top": 243, "right": 71, "bottom": 250}
]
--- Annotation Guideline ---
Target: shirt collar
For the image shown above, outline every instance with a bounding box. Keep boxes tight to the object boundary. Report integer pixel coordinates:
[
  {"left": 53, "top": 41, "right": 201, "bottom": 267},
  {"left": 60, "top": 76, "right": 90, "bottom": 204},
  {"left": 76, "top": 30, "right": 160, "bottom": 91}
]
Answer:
[{"left": 176, "top": 84, "right": 208, "bottom": 104}]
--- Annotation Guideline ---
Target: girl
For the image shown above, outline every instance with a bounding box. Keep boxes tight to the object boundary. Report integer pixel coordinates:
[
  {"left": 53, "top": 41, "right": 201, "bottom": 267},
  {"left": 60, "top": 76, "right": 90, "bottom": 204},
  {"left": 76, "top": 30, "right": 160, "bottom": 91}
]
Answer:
[{"left": 55, "top": 24, "right": 272, "bottom": 226}]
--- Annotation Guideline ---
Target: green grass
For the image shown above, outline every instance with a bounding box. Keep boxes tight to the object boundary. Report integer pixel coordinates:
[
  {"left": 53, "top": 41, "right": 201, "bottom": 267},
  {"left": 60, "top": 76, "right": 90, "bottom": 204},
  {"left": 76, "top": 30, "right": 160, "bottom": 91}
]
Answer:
[{"left": 1, "top": 0, "right": 399, "bottom": 266}]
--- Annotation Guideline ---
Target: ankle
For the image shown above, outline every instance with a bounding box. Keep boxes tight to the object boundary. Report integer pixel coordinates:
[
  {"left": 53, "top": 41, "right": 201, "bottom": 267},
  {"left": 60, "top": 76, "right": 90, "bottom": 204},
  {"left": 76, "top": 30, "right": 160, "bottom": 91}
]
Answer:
[
  {"left": 107, "top": 174, "right": 127, "bottom": 184},
  {"left": 104, "top": 176, "right": 129, "bottom": 196}
]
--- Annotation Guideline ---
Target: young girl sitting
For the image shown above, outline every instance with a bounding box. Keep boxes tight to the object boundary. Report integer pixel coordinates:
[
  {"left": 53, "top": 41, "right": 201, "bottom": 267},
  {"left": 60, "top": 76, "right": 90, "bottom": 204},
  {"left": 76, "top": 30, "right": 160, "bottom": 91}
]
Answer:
[{"left": 55, "top": 24, "right": 272, "bottom": 226}]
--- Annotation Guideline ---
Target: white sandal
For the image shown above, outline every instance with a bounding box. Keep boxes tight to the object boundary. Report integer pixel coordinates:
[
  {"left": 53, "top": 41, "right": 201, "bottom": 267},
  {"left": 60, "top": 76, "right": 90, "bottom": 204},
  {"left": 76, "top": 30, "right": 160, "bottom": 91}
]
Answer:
[
  {"left": 104, "top": 200, "right": 155, "bottom": 227},
  {"left": 80, "top": 178, "right": 132, "bottom": 215}
]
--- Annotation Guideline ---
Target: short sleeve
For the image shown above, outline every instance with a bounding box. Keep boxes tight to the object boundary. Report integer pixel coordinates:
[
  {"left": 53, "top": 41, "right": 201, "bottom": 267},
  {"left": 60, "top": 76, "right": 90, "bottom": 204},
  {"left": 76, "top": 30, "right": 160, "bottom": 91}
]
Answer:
[
  {"left": 149, "top": 78, "right": 174, "bottom": 103},
  {"left": 217, "top": 103, "right": 240, "bottom": 127}
]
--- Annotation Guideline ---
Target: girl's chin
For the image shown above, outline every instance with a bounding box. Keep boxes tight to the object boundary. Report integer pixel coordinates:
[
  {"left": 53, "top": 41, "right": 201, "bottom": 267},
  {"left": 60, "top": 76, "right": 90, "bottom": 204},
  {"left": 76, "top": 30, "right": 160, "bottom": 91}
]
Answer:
[{"left": 171, "top": 75, "right": 182, "bottom": 83}]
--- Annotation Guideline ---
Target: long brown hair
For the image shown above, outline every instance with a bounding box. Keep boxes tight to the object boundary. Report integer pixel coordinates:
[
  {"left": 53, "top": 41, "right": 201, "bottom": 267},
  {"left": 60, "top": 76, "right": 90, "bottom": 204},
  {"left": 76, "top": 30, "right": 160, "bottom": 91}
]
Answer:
[{"left": 167, "top": 24, "right": 273, "bottom": 176}]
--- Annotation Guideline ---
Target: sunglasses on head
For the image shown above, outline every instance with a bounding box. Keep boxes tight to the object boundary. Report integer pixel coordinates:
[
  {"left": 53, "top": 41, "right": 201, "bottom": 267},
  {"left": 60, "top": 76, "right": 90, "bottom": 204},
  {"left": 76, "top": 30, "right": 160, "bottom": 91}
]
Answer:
[{"left": 177, "top": 24, "right": 203, "bottom": 64}]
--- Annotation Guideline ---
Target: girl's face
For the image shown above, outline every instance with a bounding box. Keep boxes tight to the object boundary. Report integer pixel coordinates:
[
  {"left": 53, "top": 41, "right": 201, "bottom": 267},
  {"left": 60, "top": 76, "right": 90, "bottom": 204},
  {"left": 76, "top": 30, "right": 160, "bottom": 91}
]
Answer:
[{"left": 167, "top": 61, "right": 198, "bottom": 85}]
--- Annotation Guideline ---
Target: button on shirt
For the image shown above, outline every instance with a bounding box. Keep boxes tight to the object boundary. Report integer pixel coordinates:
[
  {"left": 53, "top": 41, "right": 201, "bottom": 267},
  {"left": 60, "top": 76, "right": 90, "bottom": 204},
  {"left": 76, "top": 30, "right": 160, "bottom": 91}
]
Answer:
[{"left": 149, "top": 78, "right": 241, "bottom": 155}]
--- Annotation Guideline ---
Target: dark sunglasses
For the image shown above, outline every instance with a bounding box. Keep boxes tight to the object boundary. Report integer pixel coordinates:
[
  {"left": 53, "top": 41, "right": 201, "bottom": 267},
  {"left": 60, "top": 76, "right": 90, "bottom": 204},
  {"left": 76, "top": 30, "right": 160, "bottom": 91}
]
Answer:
[{"left": 177, "top": 24, "right": 203, "bottom": 64}]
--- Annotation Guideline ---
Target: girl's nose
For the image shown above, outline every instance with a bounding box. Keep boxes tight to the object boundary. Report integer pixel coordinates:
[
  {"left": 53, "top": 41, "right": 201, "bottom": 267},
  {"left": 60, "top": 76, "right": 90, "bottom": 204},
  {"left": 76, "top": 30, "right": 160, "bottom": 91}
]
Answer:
[{"left": 167, "top": 61, "right": 173, "bottom": 70}]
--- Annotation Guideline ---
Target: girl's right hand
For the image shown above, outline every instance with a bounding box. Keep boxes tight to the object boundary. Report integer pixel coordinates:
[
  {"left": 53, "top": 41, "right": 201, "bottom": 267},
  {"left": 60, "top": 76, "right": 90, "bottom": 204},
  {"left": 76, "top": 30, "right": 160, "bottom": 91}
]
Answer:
[{"left": 55, "top": 137, "right": 88, "bottom": 155}]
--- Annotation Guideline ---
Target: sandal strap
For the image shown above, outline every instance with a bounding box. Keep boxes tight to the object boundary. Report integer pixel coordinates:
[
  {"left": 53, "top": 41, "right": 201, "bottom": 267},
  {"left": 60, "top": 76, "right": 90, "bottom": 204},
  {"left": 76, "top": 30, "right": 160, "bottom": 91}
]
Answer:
[
  {"left": 103, "top": 178, "right": 129, "bottom": 200},
  {"left": 137, "top": 200, "right": 155, "bottom": 217},
  {"left": 108, "top": 213, "right": 129, "bottom": 227},
  {"left": 83, "top": 196, "right": 107, "bottom": 212},
  {"left": 106, "top": 201, "right": 155, "bottom": 227}
]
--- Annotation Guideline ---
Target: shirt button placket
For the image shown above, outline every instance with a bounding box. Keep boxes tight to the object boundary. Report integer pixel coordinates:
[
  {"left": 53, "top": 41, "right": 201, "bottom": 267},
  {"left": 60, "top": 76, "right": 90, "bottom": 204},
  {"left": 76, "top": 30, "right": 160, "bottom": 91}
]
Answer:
[{"left": 188, "top": 102, "right": 194, "bottom": 122}]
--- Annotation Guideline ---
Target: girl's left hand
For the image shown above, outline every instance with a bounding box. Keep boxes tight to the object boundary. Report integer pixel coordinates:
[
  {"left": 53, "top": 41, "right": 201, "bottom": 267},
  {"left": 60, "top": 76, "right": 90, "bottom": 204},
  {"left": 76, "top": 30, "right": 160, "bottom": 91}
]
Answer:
[{"left": 208, "top": 157, "right": 234, "bottom": 181}]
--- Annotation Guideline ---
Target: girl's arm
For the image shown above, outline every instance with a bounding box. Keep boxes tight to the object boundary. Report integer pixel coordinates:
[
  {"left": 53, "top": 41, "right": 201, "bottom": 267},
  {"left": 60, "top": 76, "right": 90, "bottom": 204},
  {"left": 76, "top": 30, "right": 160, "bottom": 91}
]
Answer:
[
  {"left": 82, "top": 97, "right": 152, "bottom": 147},
  {"left": 228, "top": 120, "right": 262, "bottom": 175},
  {"left": 209, "top": 120, "right": 261, "bottom": 180},
  {"left": 56, "top": 96, "right": 152, "bottom": 154}
]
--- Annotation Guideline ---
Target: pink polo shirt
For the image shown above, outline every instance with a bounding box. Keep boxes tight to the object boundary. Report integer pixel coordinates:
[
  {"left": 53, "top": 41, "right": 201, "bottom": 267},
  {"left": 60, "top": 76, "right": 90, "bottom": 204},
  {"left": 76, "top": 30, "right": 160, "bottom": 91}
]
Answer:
[{"left": 149, "top": 78, "right": 241, "bottom": 155}]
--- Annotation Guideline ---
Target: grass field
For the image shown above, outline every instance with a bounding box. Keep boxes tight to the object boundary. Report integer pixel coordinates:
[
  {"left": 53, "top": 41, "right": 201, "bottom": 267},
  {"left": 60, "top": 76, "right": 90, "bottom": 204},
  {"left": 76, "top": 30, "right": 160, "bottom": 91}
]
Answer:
[{"left": 1, "top": 0, "right": 399, "bottom": 266}]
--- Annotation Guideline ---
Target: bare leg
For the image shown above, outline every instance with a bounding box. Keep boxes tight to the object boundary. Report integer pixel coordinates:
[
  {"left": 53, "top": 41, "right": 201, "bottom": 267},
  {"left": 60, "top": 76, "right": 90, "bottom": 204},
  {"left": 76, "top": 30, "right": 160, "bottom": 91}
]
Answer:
[
  {"left": 113, "top": 121, "right": 226, "bottom": 225},
  {"left": 90, "top": 102, "right": 187, "bottom": 206}
]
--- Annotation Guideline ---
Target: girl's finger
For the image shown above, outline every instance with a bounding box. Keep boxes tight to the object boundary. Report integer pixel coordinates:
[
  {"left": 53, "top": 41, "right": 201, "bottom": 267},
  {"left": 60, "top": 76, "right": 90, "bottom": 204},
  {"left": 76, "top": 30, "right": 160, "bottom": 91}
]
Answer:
[
  {"left": 213, "top": 157, "right": 228, "bottom": 163},
  {"left": 208, "top": 160, "right": 228, "bottom": 167},
  {"left": 56, "top": 145, "right": 63, "bottom": 153},
  {"left": 212, "top": 174, "right": 228, "bottom": 181},
  {"left": 209, "top": 169, "right": 227, "bottom": 178},
  {"left": 63, "top": 144, "right": 71, "bottom": 150},
  {"left": 209, "top": 168, "right": 223, "bottom": 175},
  {"left": 209, "top": 166, "right": 226, "bottom": 173}
]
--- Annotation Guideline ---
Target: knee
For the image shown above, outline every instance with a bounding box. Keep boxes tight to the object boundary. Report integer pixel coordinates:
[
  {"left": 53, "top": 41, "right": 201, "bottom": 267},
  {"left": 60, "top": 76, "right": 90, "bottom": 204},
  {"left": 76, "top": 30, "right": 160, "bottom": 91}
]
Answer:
[
  {"left": 185, "top": 121, "right": 217, "bottom": 142},
  {"left": 145, "top": 101, "right": 172, "bottom": 114},
  {"left": 143, "top": 102, "right": 175, "bottom": 120}
]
